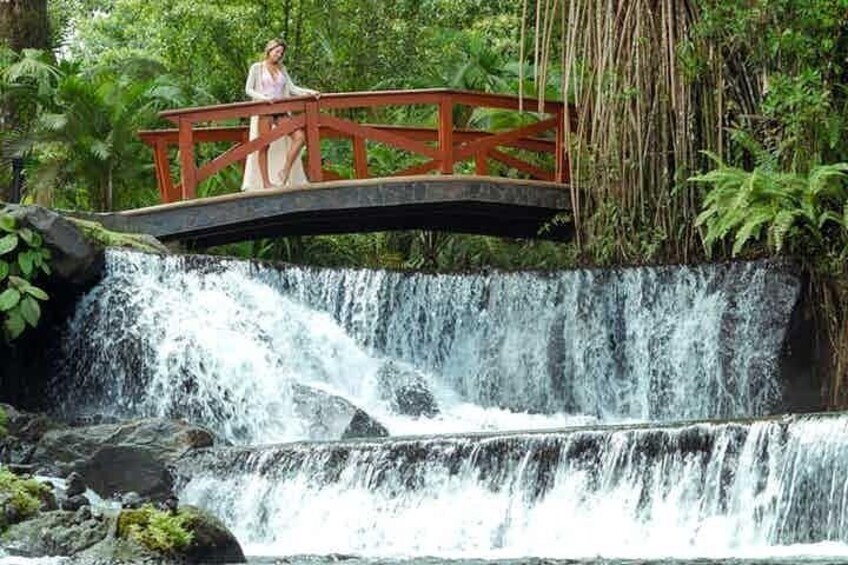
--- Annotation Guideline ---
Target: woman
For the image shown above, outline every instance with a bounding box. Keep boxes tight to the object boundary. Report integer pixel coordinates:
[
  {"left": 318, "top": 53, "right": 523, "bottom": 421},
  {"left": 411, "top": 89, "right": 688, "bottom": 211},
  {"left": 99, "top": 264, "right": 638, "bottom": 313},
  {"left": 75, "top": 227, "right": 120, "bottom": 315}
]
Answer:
[{"left": 242, "top": 38, "right": 319, "bottom": 190}]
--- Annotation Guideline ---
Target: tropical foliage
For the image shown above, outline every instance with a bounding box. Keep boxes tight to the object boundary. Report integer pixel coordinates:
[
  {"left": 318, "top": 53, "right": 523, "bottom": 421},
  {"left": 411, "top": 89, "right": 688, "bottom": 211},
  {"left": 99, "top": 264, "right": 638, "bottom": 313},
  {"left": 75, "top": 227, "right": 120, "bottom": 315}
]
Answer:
[
  {"left": 693, "top": 156, "right": 848, "bottom": 257},
  {"left": 0, "top": 211, "right": 50, "bottom": 341}
]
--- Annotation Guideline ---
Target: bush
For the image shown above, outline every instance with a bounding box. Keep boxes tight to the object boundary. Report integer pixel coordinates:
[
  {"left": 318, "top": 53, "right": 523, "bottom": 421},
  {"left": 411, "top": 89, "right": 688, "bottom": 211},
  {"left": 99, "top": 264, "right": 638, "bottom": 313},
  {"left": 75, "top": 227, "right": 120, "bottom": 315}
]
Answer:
[
  {"left": 0, "top": 466, "right": 51, "bottom": 531},
  {"left": 117, "top": 505, "right": 194, "bottom": 555}
]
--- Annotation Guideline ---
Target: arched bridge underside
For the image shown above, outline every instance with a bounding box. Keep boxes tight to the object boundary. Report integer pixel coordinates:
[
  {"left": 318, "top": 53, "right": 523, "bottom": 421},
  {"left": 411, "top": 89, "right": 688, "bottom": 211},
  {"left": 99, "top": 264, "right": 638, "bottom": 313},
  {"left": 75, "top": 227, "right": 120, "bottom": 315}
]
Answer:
[{"left": 92, "top": 176, "right": 572, "bottom": 248}]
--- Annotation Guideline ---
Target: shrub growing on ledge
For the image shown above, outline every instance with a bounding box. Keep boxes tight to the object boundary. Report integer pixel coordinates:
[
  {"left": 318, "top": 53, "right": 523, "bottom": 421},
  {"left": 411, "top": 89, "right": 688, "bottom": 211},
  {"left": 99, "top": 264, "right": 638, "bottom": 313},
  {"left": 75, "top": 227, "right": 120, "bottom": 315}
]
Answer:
[
  {"left": 117, "top": 504, "right": 194, "bottom": 555},
  {"left": 0, "top": 212, "right": 51, "bottom": 341}
]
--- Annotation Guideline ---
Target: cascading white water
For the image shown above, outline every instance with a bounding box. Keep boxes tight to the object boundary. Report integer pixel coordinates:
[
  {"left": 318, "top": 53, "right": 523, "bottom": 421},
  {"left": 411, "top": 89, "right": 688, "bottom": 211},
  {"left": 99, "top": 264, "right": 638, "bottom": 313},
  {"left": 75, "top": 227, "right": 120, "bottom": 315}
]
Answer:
[
  {"left": 56, "top": 250, "right": 800, "bottom": 445},
  {"left": 271, "top": 262, "right": 799, "bottom": 419},
  {"left": 48, "top": 248, "right": 832, "bottom": 563},
  {"left": 177, "top": 414, "right": 848, "bottom": 560}
]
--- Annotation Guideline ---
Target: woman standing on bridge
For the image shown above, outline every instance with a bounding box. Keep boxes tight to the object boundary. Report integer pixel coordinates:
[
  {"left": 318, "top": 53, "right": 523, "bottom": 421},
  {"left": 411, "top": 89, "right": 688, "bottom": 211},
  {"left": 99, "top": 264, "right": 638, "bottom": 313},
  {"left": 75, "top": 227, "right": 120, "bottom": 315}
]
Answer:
[{"left": 242, "top": 38, "right": 319, "bottom": 190}]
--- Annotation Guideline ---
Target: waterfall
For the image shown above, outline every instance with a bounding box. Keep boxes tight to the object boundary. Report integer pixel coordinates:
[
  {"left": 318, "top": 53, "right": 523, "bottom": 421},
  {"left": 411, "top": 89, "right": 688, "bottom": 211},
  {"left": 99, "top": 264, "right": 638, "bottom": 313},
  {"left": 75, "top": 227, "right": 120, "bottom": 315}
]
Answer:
[
  {"left": 48, "top": 248, "right": 846, "bottom": 562},
  {"left": 177, "top": 414, "right": 848, "bottom": 559},
  {"left": 56, "top": 250, "right": 800, "bottom": 445}
]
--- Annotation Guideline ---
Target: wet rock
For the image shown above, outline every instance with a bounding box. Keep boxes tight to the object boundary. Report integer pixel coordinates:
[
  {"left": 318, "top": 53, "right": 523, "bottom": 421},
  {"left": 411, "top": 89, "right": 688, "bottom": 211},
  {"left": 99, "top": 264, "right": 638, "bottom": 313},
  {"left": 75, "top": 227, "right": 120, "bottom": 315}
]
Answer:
[
  {"left": 291, "top": 383, "right": 388, "bottom": 440},
  {"left": 121, "top": 491, "right": 145, "bottom": 509},
  {"left": 377, "top": 361, "right": 440, "bottom": 417},
  {"left": 342, "top": 409, "right": 389, "bottom": 440},
  {"left": 60, "top": 493, "right": 89, "bottom": 512},
  {"left": 81, "top": 444, "right": 173, "bottom": 502},
  {"left": 179, "top": 505, "right": 246, "bottom": 564},
  {"left": 29, "top": 418, "right": 214, "bottom": 501},
  {"left": 65, "top": 471, "right": 86, "bottom": 497},
  {"left": 1, "top": 510, "right": 108, "bottom": 557}
]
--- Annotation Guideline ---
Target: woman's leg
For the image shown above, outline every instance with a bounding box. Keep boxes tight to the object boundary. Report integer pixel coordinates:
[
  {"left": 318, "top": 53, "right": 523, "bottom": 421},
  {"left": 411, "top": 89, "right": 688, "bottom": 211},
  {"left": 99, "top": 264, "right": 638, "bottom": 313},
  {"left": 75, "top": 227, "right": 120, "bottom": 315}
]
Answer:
[
  {"left": 257, "top": 116, "right": 275, "bottom": 189},
  {"left": 279, "top": 128, "right": 306, "bottom": 186}
]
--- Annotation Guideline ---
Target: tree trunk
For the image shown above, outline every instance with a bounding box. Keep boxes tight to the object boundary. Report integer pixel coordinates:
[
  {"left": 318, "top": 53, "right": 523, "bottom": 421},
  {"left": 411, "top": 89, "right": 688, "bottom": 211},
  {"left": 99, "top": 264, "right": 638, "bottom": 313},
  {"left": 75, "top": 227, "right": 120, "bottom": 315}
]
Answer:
[
  {"left": 0, "top": 0, "right": 50, "bottom": 203},
  {"left": 0, "top": 0, "right": 50, "bottom": 51}
]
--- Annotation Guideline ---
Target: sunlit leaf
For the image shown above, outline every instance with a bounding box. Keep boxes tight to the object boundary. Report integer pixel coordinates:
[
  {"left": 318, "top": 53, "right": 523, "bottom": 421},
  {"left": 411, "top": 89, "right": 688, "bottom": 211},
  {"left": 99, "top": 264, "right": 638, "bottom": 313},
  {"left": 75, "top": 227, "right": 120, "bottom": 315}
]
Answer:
[
  {"left": 0, "top": 215, "right": 15, "bottom": 233},
  {"left": 0, "top": 288, "right": 21, "bottom": 311},
  {"left": 24, "top": 285, "right": 48, "bottom": 301},
  {"left": 0, "top": 234, "right": 18, "bottom": 255},
  {"left": 20, "top": 296, "right": 40, "bottom": 327},
  {"left": 18, "top": 252, "right": 34, "bottom": 276}
]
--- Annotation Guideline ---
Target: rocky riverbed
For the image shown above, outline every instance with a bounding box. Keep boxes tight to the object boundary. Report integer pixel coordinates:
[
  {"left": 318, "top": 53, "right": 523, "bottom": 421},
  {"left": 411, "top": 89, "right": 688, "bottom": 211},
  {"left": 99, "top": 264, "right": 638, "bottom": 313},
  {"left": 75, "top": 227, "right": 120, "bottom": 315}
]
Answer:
[{"left": 0, "top": 404, "right": 245, "bottom": 564}]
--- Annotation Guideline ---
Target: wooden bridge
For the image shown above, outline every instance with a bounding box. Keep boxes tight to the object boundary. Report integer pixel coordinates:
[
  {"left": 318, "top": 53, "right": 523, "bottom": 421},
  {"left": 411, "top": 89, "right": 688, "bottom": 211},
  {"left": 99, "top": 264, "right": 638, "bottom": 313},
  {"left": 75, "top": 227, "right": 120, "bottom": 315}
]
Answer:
[{"left": 95, "top": 89, "right": 575, "bottom": 246}]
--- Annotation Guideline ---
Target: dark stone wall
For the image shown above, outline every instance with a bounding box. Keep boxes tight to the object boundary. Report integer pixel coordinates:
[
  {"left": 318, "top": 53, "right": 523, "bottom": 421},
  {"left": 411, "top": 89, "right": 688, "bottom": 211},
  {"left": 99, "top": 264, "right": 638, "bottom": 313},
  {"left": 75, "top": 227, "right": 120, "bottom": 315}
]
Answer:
[
  {"left": 0, "top": 276, "right": 98, "bottom": 411},
  {"left": 778, "top": 271, "right": 826, "bottom": 413}
]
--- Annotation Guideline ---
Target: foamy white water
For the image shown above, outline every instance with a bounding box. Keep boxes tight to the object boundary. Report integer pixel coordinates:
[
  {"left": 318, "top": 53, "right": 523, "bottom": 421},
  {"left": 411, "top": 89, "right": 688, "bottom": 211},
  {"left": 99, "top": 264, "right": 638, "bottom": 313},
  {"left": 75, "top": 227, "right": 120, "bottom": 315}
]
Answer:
[{"left": 178, "top": 414, "right": 848, "bottom": 560}]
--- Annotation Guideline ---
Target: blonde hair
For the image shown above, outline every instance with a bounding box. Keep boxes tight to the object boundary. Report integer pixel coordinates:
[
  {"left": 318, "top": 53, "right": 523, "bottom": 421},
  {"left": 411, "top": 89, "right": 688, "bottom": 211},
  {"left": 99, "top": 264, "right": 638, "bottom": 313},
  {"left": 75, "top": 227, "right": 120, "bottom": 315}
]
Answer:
[{"left": 264, "top": 39, "right": 287, "bottom": 56}]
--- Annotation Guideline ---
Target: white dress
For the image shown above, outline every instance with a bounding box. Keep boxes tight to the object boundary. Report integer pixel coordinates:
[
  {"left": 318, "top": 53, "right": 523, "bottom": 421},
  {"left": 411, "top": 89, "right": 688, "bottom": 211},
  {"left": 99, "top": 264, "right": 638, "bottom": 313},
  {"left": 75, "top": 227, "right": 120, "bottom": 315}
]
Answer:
[{"left": 241, "top": 62, "right": 317, "bottom": 191}]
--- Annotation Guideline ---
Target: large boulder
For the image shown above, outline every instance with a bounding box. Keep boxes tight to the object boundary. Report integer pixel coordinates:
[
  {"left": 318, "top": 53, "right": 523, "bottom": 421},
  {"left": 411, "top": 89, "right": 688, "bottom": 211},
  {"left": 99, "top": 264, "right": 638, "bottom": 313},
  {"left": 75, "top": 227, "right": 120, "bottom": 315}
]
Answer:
[
  {"left": 29, "top": 418, "right": 214, "bottom": 501},
  {"left": 179, "top": 505, "right": 246, "bottom": 564},
  {"left": 291, "top": 383, "right": 388, "bottom": 440},
  {"left": 376, "top": 361, "right": 440, "bottom": 417},
  {"left": 1, "top": 204, "right": 104, "bottom": 289}
]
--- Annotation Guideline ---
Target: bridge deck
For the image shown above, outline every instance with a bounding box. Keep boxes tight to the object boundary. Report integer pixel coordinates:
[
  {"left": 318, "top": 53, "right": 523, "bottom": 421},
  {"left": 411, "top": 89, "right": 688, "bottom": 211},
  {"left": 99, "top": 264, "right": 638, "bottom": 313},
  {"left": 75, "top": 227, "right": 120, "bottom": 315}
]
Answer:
[{"left": 92, "top": 176, "right": 571, "bottom": 247}]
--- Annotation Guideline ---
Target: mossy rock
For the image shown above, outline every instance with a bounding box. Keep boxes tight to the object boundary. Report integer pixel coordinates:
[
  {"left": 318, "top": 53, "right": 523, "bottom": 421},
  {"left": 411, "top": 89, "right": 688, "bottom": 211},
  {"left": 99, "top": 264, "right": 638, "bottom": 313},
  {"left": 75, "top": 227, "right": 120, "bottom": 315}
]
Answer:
[
  {"left": 116, "top": 505, "right": 193, "bottom": 555},
  {"left": 67, "top": 217, "right": 169, "bottom": 254},
  {"left": 116, "top": 504, "right": 245, "bottom": 563},
  {"left": 0, "top": 467, "right": 54, "bottom": 531}
]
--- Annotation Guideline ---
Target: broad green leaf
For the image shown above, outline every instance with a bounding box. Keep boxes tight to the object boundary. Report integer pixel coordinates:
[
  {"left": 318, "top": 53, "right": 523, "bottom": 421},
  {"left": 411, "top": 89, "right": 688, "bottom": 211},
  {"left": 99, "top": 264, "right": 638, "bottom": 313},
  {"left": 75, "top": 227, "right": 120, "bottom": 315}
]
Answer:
[
  {"left": 0, "top": 215, "right": 15, "bottom": 233},
  {"left": 0, "top": 261, "right": 7, "bottom": 281},
  {"left": 4, "top": 310, "right": 25, "bottom": 340},
  {"left": 18, "top": 228, "right": 35, "bottom": 246},
  {"left": 24, "top": 285, "right": 48, "bottom": 301},
  {"left": 18, "top": 252, "right": 34, "bottom": 276},
  {"left": 0, "top": 288, "right": 21, "bottom": 311},
  {"left": 40, "top": 264, "right": 52, "bottom": 276},
  {"left": 20, "top": 296, "right": 40, "bottom": 327},
  {"left": 8, "top": 276, "right": 30, "bottom": 290},
  {"left": 0, "top": 234, "right": 18, "bottom": 255}
]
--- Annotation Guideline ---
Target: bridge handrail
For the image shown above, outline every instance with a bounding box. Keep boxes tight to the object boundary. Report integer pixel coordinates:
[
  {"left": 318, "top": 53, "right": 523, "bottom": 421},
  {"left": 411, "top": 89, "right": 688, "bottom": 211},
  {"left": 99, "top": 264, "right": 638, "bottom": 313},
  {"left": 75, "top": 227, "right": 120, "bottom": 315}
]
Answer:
[
  {"left": 159, "top": 88, "right": 571, "bottom": 122},
  {"left": 145, "top": 88, "right": 574, "bottom": 203}
]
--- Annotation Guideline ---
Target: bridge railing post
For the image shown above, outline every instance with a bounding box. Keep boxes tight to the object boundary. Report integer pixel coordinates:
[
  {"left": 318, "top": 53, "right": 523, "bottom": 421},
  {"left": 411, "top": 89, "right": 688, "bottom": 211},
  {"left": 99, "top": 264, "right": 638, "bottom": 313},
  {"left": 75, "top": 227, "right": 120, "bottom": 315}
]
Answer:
[
  {"left": 305, "top": 99, "right": 322, "bottom": 182},
  {"left": 438, "top": 94, "right": 454, "bottom": 174},
  {"left": 178, "top": 118, "right": 197, "bottom": 199},
  {"left": 555, "top": 107, "right": 566, "bottom": 184}
]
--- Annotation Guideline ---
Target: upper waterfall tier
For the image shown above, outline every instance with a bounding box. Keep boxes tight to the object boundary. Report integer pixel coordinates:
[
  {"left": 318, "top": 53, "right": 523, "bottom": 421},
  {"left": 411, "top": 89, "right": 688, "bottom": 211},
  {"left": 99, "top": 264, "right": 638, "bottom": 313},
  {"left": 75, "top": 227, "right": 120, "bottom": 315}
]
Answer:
[{"left": 56, "top": 251, "right": 800, "bottom": 443}]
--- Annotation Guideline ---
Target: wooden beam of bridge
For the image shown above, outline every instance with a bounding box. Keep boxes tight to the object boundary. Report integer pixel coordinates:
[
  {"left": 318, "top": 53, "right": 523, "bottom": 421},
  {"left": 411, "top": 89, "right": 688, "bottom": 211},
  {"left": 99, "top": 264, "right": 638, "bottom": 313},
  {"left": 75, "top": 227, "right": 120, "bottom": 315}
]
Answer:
[{"left": 89, "top": 176, "right": 572, "bottom": 248}]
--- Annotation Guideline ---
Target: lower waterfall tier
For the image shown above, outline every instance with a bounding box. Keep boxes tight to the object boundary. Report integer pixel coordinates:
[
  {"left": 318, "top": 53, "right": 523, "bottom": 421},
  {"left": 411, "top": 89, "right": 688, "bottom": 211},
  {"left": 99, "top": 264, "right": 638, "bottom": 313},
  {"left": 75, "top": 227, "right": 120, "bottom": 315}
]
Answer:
[{"left": 178, "top": 413, "right": 848, "bottom": 560}]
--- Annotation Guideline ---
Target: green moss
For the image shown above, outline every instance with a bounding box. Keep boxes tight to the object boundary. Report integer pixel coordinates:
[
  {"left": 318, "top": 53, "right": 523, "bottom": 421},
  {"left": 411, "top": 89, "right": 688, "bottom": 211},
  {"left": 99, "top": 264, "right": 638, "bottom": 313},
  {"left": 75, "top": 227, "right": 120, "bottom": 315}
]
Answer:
[
  {"left": 66, "top": 217, "right": 166, "bottom": 254},
  {"left": 116, "top": 505, "right": 193, "bottom": 555},
  {"left": 0, "top": 466, "right": 50, "bottom": 531}
]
